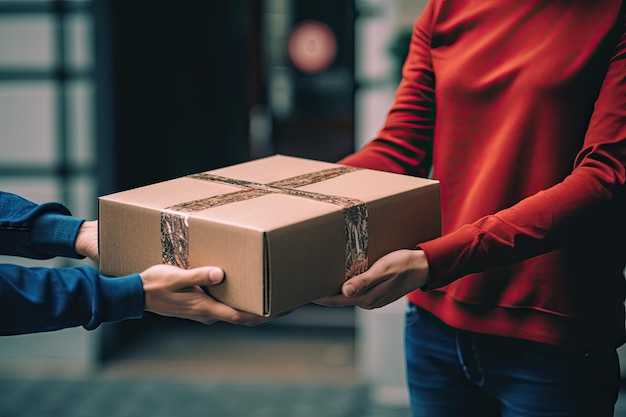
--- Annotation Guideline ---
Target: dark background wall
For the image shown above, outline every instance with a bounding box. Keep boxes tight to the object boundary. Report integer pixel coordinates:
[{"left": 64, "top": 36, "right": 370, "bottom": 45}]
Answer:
[
  {"left": 94, "top": 0, "right": 357, "bottom": 356},
  {"left": 98, "top": 0, "right": 355, "bottom": 194},
  {"left": 102, "top": 0, "right": 261, "bottom": 192}
]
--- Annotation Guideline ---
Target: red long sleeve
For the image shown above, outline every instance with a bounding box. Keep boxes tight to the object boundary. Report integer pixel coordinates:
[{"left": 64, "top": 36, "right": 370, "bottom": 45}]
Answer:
[{"left": 342, "top": 0, "right": 626, "bottom": 346}]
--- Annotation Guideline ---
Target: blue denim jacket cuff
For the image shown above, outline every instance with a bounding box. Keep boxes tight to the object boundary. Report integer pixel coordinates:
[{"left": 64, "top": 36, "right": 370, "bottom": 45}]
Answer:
[
  {"left": 86, "top": 273, "right": 144, "bottom": 329},
  {"left": 30, "top": 213, "right": 85, "bottom": 259}
]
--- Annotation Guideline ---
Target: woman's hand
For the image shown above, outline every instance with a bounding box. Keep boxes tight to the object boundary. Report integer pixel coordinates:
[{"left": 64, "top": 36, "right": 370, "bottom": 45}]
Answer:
[{"left": 315, "top": 249, "right": 430, "bottom": 309}]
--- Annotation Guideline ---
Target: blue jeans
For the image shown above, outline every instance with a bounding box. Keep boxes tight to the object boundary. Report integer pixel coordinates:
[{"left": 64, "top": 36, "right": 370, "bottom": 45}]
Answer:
[{"left": 404, "top": 303, "right": 621, "bottom": 417}]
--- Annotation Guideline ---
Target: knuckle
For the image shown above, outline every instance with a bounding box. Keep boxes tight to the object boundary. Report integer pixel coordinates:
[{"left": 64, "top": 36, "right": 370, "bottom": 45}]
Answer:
[
  {"left": 357, "top": 278, "right": 370, "bottom": 291},
  {"left": 229, "top": 314, "right": 245, "bottom": 326}
]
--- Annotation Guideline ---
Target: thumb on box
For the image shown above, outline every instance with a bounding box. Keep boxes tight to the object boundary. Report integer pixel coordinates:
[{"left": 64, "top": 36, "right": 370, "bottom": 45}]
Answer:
[
  {"left": 342, "top": 273, "right": 370, "bottom": 297},
  {"left": 192, "top": 266, "right": 224, "bottom": 286}
]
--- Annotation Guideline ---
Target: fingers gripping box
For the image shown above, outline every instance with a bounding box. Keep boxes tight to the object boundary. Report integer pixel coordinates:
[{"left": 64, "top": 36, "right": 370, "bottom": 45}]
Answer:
[{"left": 98, "top": 155, "right": 441, "bottom": 317}]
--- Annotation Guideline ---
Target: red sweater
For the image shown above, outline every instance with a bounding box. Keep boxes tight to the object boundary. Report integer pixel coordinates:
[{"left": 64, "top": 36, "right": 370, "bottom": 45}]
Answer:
[{"left": 341, "top": 0, "right": 626, "bottom": 347}]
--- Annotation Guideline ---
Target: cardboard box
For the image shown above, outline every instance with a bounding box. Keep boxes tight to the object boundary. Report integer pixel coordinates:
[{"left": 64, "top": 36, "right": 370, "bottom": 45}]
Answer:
[{"left": 98, "top": 155, "right": 441, "bottom": 317}]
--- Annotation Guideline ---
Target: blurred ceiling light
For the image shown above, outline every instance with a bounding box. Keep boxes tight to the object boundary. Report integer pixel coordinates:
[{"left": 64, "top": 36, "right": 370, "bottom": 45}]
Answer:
[{"left": 287, "top": 20, "right": 337, "bottom": 74}]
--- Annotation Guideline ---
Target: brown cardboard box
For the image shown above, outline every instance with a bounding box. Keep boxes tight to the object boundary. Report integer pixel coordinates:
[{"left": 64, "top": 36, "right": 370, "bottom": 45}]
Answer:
[{"left": 98, "top": 154, "right": 441, "bottom": 317}]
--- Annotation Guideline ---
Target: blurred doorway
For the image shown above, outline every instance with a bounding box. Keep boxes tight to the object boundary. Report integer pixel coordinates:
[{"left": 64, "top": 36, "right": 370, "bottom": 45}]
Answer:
[
  {"left": 95, "top": 0, "right": 357, "bottom": 359},
  {"left": 95, "top": 0, "right": 262, "bottom": 193}
]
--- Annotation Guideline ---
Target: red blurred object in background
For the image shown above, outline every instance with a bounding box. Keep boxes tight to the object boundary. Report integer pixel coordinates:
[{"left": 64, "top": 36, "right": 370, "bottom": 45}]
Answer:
[{"left": 288, "top": 20, "right": 338, "bottom": 74}]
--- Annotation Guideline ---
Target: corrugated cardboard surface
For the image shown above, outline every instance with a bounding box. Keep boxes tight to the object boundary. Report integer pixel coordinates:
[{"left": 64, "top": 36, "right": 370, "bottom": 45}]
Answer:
[{"left": 99, "top": 154, "right": 441, "bottom": 317}]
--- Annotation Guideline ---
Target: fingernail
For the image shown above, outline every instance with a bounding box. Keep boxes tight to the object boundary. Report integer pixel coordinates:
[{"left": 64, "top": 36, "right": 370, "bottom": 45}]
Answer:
[
  {"left": 344, "top": 284, "right": 355, "bottom": 297},
  {"left": 208, "top": 268, "right": 224, "bottom": 283}
]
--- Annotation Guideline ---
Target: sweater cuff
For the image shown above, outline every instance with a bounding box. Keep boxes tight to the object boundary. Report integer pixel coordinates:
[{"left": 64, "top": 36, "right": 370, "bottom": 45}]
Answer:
[
  {"left": 419, "top": 224, "right": 479, "bottom": 291},
  {"left": 31, "top": 213, "right": 85, "bottom": 259},
  {"left": 99, "top": 274, "right": 144, "bottom": 324}
]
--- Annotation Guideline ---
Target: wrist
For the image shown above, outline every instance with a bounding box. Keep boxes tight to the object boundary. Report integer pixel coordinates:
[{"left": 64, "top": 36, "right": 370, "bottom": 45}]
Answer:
[
  {"left": 412, "top": 249, "right": 431, "bottom": 290},
  {"left": 75, "top": 220, "right": 99, "bottom": 262}
]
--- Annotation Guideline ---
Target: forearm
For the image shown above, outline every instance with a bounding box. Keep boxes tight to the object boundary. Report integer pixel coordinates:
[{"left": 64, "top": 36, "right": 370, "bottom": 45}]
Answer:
[
  {"left": 0, "top": 191, "right": 85, "bottom": 260},
  {"left": 0, "top": 264, "right": 144, "bottom": 335},
  {"left": 422, "top": 143, "right": 626, "bottom": 289}
]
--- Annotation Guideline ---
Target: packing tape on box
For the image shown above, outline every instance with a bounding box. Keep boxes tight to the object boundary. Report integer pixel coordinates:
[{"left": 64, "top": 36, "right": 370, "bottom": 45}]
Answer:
[{"left": 160, "top": 166, "right": 369, "bottom": 279}]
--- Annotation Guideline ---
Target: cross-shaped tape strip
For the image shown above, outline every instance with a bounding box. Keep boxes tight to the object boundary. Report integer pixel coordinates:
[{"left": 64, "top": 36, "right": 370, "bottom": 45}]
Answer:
[{"left": 160, "top": 166, "right": 369, "bottom": 279}]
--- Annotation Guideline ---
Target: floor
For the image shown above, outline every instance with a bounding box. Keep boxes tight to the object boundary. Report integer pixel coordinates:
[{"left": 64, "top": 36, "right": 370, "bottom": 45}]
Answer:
[
  {"left": 3, "top": 313, "right": 626, "bottom": 417},
  {"left": 99, "top": 316, "right": 359, "bottom": 385},
  {"left": 0, "top": 310, "right": 410, "bottom": 417},
  {"left": 0, "top": 377, "right": 403, "bottom": 417}
]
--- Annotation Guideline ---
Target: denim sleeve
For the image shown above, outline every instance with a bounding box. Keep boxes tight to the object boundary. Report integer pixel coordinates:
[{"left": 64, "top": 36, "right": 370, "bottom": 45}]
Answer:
[
  {"left": 0, "top": 264, "right": 144, "bottom": 336},
  {"left": 0, "top": 191, "right": 85, "bottom": 259}
]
